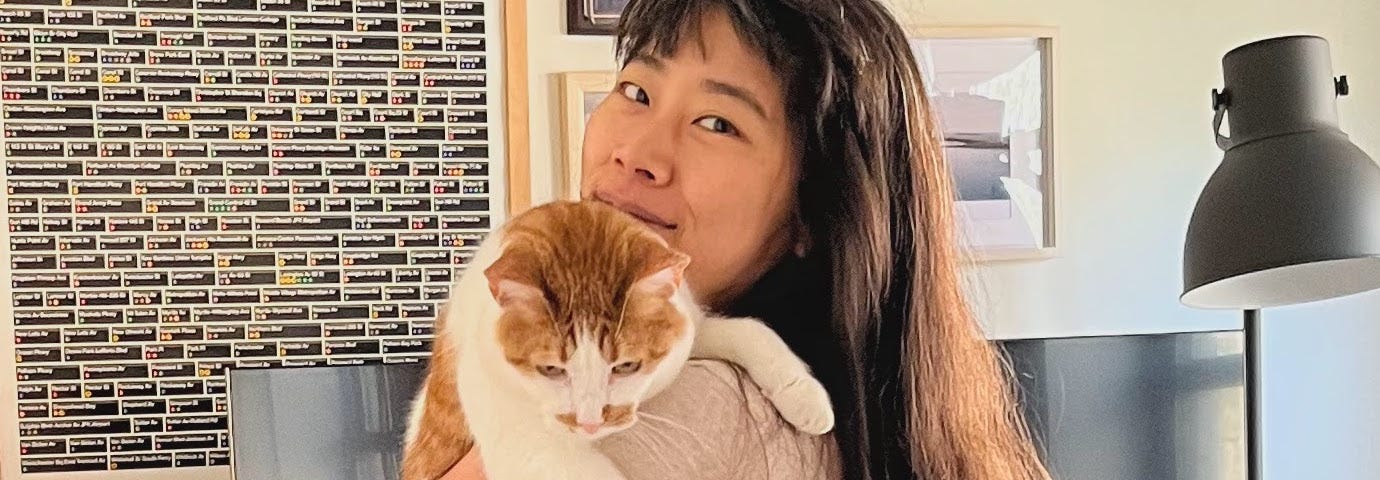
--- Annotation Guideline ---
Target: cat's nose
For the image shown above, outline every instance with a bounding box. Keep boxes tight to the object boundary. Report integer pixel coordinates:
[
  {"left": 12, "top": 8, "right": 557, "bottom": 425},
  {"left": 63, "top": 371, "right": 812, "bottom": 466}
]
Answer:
[{"left": 579, "top": 423, "right": 602, "bottom": 434}]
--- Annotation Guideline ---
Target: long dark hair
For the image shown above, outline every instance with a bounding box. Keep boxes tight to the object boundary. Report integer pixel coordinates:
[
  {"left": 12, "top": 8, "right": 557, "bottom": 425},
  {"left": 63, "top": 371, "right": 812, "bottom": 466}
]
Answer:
[{"left": 615, "top": 1, "right": 1050, "bottom": 479}]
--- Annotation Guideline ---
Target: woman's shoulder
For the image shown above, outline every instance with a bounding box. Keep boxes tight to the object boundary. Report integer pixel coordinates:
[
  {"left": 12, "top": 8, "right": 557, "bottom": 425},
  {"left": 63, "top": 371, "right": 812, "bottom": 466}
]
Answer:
[{"left": 597, "top": 359, "right": 840, "bottom": 480}]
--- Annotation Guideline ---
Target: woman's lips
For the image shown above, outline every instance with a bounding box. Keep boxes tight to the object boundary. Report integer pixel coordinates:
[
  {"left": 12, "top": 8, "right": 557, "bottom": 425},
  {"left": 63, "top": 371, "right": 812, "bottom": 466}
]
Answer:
[{"left": 592, "top": 192, "right": 678, "bottom": 230}]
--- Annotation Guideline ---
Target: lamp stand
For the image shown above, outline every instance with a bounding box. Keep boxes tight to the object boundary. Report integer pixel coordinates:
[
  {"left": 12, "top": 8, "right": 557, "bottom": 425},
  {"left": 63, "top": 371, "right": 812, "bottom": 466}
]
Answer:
[
  {"left": 1182, "top": 34, "right": 1380, "bottom": 480},
  {"left": 1244, "top": 308, "right": 1261, "bottom": 480}
]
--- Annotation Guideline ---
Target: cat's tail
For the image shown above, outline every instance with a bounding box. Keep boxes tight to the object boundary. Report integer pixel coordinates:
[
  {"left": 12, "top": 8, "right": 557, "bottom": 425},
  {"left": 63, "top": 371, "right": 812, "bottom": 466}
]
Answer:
[{"left": 402, "top": 307, "right": 474, "bottom": 480}]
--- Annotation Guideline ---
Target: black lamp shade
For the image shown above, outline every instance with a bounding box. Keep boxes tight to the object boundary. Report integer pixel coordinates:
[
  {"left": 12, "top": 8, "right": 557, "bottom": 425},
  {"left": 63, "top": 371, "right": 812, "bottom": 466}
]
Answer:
[{"left": 1182, "top": 36, "right": 1380, "bottom": 309}]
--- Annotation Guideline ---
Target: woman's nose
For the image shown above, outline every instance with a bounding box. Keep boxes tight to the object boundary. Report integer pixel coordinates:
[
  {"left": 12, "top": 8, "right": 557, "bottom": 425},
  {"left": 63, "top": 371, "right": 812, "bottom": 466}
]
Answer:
[
  {"left": 613, "top": 157, "right": 667, "bottom": 184},
  {"left": 610, "top": 126, "right": 674, "bottom": 186}
]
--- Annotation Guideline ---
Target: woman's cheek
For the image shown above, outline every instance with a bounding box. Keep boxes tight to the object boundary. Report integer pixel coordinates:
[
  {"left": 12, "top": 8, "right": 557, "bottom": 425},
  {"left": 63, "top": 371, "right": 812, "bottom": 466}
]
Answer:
[{"left": 581, "top": 112, "right": 613, "bottom": 167}]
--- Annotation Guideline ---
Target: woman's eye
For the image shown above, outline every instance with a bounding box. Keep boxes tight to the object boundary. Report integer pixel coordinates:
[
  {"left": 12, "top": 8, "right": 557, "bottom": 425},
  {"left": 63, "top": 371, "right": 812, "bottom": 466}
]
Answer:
[
  {"left": 536, "top": 365, "right": 567, "bottom": 379},
  {"left": 694, "top": 116, "right": 738, "bottom": 135},
  {"left": 618, "top": 82, "right": 649, "bottom": 105},
  {"left": 611, "top": 361, "right": 642, "bottom": 376}
]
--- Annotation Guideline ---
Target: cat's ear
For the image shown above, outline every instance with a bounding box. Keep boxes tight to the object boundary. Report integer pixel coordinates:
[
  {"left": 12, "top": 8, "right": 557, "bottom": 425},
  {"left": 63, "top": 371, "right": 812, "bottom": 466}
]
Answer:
[
  {"left": 483, "top": 249, "right": 543, "bottom": 307},
  {"left": 488, "top": 278, "right": 543, "bottom": 307},
  {"left": 632, "top": 247, "right": 691, "bottom": 298}
]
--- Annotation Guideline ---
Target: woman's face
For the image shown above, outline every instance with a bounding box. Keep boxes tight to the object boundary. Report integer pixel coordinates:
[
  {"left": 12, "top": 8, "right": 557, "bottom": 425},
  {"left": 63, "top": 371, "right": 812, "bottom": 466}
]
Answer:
[{"left": 580, "top": 9, "right": 800, "bottom": 309}]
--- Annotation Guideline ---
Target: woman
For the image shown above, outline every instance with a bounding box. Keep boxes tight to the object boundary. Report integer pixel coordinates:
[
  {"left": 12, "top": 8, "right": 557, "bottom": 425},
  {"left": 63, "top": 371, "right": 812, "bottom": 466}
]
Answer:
[{"left": 444, "top": 0, "right": 1049, "bottom": 478}]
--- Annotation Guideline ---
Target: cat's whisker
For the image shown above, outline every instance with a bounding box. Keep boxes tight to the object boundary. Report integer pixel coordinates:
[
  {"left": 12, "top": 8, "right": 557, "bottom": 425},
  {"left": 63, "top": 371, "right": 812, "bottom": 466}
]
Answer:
[
  {"left": 613, "top": 291, "right": 630, "bottom": 340},
  {"left": 637, "top": 411, "right": 687, "bottom": 432},
  {"left": 633, "top": 422, "right": 687, "bottom": 469},
  {"left": 621, "top": 428, "right": 676, "bottom": 469},
  {"left": 639, "top": 418, "right": 681, "bottom": 451},
  {"left": 638, "top": 412, "right": 714, "bottom": 453},
  {"left": 636, "top": 412, "right": 726, "bottom": 472}
]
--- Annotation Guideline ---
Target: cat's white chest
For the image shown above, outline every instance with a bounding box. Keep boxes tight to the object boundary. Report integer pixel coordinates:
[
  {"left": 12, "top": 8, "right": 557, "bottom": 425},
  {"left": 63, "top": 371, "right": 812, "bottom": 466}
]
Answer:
[{"left": 454, "top": 341, "right": 626, "bottom": 480}]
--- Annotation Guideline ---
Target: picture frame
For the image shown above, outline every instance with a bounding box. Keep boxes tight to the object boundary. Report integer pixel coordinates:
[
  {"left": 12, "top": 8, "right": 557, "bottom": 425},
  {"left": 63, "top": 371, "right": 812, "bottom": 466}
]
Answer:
[
  {"left": 566, "top": 0, "right": 629, "bottom": 35},
  {"left": 0, "top": 1, "right": 533, "bottom": 479},
  {"left": 558, "top": 71, "right": 617, "bottom": 200},
  {"left": 906, "top": 26, "right": 1059, "bottom": 261}
]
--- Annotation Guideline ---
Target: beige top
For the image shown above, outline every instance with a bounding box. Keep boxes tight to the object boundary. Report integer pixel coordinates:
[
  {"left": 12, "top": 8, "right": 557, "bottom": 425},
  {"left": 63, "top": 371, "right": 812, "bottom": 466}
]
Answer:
[{"left": 596, "top": 360, "right": 842, "bottom": 480}]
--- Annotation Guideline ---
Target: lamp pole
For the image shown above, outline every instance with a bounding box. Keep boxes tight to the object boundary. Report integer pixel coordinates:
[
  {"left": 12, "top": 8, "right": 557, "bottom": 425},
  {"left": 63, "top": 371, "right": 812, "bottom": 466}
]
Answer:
[
  {"left": 1243, "top": 309, "right": 1261, "bottom": 480},
  {"left": 1181, "top": 34, "right": 1380, "bottom": 480}
]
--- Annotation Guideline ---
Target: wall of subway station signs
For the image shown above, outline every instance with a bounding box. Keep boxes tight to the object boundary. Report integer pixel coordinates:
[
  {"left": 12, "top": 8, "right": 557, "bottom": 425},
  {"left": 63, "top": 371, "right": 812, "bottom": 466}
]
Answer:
[{"left": 0, "top": 0, "right": 508, "bottom": 476}]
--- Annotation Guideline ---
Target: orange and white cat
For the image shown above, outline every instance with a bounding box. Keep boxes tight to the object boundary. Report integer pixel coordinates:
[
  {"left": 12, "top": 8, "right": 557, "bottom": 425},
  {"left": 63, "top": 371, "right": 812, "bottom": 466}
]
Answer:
[{"left": 401, "top": 200, "right": 833, "bottom": 480}]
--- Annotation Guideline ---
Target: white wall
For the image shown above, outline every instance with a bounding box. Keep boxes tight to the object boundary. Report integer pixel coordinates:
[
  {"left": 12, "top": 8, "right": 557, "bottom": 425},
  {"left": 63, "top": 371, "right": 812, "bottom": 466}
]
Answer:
[
  {"left": 522, "top": 1, "right": 1380, "bottom": 477},
  {"left": 525, "top": 4, "right": 617, "bottom": 205}
]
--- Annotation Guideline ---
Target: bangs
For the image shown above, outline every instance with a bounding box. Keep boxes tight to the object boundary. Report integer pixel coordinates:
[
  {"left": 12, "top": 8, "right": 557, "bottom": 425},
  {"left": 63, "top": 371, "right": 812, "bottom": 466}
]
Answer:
[
  {"left": 614, "top": 0, "right": 785, "bottom": 74},
  {"left": 614, "top": 0, "right": 712, "bottom": 65}
]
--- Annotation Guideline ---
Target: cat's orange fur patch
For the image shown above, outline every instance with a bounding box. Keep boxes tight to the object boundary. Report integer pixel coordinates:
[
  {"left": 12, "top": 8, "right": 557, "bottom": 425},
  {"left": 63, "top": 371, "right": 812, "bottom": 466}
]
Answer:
[
  {"left": 496, "top": 312, "right": 566, "bottom": 376},
  {"left": 603, "top": 403, "right": 636, "bottom": 427},
  {"left": 487, "top": 201, "right": 688, "bottom": 372},
  {"left": 401, "top": 304, "right": 472, "bottom": 480}
]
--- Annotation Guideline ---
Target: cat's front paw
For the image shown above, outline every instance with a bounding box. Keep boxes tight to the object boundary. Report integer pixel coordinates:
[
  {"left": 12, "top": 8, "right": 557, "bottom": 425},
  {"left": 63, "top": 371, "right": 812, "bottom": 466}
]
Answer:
[{"left": 763, "top": 374, "right": 834, "bottom": 435}]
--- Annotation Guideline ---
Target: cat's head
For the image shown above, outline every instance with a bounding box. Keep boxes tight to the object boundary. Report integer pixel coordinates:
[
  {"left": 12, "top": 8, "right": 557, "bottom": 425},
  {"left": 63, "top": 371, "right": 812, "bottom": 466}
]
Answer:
[{"left": 483, "top": 201, "right": 694, "bottom": 440}]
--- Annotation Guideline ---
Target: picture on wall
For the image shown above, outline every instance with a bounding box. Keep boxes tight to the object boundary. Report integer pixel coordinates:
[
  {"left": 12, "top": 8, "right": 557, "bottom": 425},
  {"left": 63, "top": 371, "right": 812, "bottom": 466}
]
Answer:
[
  {"left": 908, "top": 27, "right": 1058, "bottom": 260},
  {"left": 567, "top": 0, "right": 630, "bottom": 35},
  {"left": 559, "top": 71, "right": 618, "bottom": 199},
  {"left": 0, "top": 0, "right": 530, "bottom": 477}
]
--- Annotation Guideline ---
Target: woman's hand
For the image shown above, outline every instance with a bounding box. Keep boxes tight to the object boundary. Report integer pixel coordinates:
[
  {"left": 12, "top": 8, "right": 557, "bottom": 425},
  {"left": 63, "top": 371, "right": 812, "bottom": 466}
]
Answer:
[{"left": 437, "top": 447, "right": 486, "bottom": 480}]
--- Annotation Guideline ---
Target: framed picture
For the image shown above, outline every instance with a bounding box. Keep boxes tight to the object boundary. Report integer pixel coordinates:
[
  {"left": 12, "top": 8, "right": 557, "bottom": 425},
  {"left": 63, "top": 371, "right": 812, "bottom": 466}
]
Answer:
[
  {"left": 567, "top": 0, "right": 630, "bottom": 35},
  {"left": 907, "top": 26, "right": 1058, "bottom": 261},
  {"left": 558, "top": 71, "right": 617, "bottom": 200}
]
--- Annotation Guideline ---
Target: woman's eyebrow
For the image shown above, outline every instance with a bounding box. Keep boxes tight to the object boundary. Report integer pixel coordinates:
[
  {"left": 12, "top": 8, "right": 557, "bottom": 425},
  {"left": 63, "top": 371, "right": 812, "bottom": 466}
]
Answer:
[
  {"left": 629, "top": 53, "right": 768, "bottom": 120},
  {"left": 701, "top": 79, "right": 767, "bottom": 120},
  {"left": 629, "top": 54, "right": 665, "bottom": 71}
]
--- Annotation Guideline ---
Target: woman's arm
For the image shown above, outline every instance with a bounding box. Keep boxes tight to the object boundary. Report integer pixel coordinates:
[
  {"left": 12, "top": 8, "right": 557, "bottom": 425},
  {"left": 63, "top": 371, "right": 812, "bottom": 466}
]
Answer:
[
  {"left": 433, "top": 359, "right": 839, "bottom": 480},
  {"left": 598, "top": 359, "right": 840, "bottom": 480}
]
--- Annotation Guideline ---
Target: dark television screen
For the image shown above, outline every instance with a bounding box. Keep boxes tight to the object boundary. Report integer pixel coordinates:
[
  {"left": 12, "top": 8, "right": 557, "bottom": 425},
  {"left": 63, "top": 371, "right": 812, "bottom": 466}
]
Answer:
[
  {"left": 1000, "top": 330, "right": 1246, "bottom": 480},
  {"left": 227, "top": 363, "right": 427, "bottom": 480}
]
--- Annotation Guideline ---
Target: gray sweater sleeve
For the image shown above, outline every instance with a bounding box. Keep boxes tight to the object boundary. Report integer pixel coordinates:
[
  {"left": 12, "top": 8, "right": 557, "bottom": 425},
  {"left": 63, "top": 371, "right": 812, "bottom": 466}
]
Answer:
[{"left": 596, "top": 359, "right": 841, "bottom": 480}]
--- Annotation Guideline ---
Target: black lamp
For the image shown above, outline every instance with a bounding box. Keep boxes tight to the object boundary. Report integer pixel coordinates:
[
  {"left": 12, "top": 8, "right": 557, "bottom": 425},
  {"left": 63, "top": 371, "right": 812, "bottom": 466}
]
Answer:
[{"left": 1182, "top": 35, "right": 1380, "bottom": 479}]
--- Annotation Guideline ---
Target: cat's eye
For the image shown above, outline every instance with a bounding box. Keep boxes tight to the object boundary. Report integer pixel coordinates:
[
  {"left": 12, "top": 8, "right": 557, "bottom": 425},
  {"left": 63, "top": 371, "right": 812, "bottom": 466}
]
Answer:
[
  {"left": 612, "top": 361, "right": 642, "bottom": 376},
  {"left": 536, "top": 365, "right": 566, "bottom": 379}
]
